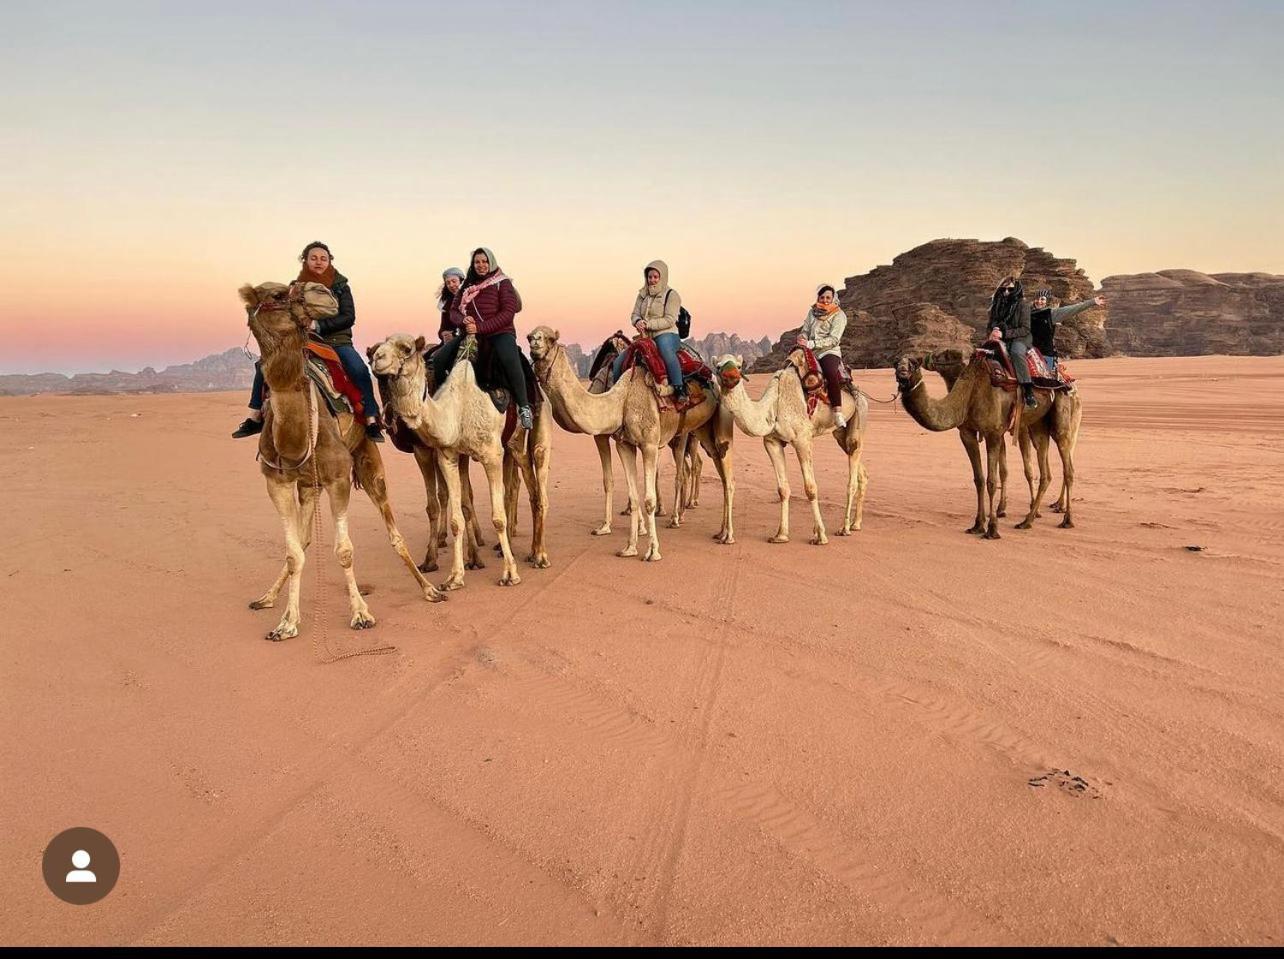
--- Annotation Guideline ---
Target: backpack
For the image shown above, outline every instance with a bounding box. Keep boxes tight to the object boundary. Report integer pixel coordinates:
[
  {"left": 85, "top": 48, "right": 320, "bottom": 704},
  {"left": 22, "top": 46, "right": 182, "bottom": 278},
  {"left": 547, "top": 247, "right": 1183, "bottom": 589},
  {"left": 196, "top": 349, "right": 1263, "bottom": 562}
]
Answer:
[{"left": 665, "top": 290, "right": 692, "bottom": 339}]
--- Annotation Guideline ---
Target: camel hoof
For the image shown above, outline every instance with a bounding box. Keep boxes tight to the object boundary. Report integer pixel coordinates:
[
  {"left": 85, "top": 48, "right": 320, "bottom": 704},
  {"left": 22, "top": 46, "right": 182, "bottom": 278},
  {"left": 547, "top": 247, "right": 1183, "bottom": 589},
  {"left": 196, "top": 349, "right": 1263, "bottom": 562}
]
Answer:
[
  {"left": 493, "top": 543, "right": 503, "bottom": 555},
  {"left": 350, "top": 611, "right": 377, "bottom": 630},
  {"left": 530, "top": 556, "right": 551, "bottom": 569},
  {"left": 249, "top": 597, "right": 274, "bottom": 610},
  {"left": 265, "top": 624, "right": 297, "bottom": 642},
  {"left": 465, "top": 560, "right": 486, "bottom": 571},
  {"left": 1015, "top": 520, "right": 1033, "bottom": 530},
  {"left": 810, "top": 536, "right": 828, "bottom": 546},
  {"left": 768, "top": 534, "right": 789, "bottom": 544},
  {"left": 418, "top": 561, "right": 439, "bottom": 574},
  {"left": 836, "top": 527, "right": 852, "bottom": 537},
  {"left": 590, "top": 525, "right": 612, "bottom": 536},
  {"left": 436, "top": 535, "right": 448, "bottom": 547},
  {"left": 714, "top": 534, "right": 735, "bottom": 545},
  {"left": 499, "top": 572, "right": 522, "bottom": 586},
  {"left": 965, "top": 524, "right": 985, "bottom": 535},
  {"left": 1059, "top": 518, "right": 1075, "bottom": 529},
  {"left": 643, "top": 549, "right": 662, "bottom": 563},
  {"left": 667, "top": 519, "right": 681, "bottom": 529},
  {"left": 616, "top": 546, "right": 638, "bottom": 558},
  {"left": 1049, "top": 503, "right": 1064, "bottom": 514},
  {"left": 997, "top": 508, "right": 1007, "bottom": 518},
  {"left": 984, "top": 525, "right": 1001, "bottom": 540},
  {"left": 440, "top": 578, "right": 465, "bottom": 591},
  {"left": 620, "top": 506, "right": 632, "bottom": 516},
  {"left": 423, "top": 587, "right": 447, "bottom": 603}
]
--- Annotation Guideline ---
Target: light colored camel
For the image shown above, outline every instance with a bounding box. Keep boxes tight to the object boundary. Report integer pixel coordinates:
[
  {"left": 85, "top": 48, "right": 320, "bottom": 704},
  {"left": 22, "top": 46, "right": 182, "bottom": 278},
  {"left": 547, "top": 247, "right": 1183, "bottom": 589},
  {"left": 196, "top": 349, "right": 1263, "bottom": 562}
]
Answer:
[
  {"left": 368, "top": 333, "right": 551, "bottom": 589},
  {"left": 241, "top": 282, "right": 442, "bottom": 641},
  {"left": 894, "top": 350, "right": 1080, "bottom": 538},
  {"left": 528, "top": 326, "right": 736, "bottom": 560},
  {"left": 713, "top": 351, "right": 869, "bottom": 545}
]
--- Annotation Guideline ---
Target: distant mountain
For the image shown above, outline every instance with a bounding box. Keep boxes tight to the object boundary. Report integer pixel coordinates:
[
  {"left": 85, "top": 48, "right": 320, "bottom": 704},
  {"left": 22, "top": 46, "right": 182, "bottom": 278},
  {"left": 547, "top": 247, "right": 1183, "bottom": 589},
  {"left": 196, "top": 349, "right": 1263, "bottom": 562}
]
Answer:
[
  {"left": 683, "top": 332, "right": 773, "bottom": 366},
  {"left": 0, "top": 348, "right": 256, "bottom": 396}
]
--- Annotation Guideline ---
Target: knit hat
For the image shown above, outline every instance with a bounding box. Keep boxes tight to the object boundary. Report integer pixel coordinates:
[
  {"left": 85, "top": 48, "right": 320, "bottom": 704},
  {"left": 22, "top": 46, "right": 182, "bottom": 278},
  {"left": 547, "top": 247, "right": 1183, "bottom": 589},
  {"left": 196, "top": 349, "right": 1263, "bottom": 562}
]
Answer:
[
  {"left": 442, "top": 267, "right": 465, "bottom": 282},
  {"left": 1035, "top": 287, "right": 1053, "bottom": 301}
]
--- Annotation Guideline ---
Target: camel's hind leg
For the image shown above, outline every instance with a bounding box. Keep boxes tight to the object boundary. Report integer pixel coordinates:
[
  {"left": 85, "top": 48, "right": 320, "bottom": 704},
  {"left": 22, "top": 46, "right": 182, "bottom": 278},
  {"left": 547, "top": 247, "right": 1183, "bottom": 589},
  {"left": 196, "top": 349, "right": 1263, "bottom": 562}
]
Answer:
[
  {"left": 794, "top": 438, "right": 827, "bottom": 545},
  {"left": 1052, "top": 394, "right": 1082, "bottom": 515},
  {"left": 499, "top": 450, "right": 522, "bottom": 556},
  {"left": 839, "top": 446, "right": 867, "bottom": 535},
  {"left": 997, "top": 434, "right": 1009, "bottom": 518},
  {"left": 641, "top": 443, "right": 662, "bottom": 562},
  {"left": 261, "top": 479, "right": 307, "bottom": 641},
  {"left": 685, "top": 438, "right": 702, "bottom": 508},
  {"left": 592, "top": 435, "right": 614, "bottom": 535},
  {"left": 959, "top": 429, "right": 987, "bottom": 535},
  {"left": 983, "top": 433, "right": 1004, "bottom": 540},
  {"left": 667, "top": 438, "right": 687, "bottom": 529},
  {"left": 353, "top": 442, "right": 443, "bottom": 603},
  {"left": 482, "top": 456, "right": 521, "bottom": 586},
  {"left": 1016, "top": 424, "right": 1053, "bottom": 530},
  {"left": 1055, "top": 431, "right": 1077, "bottom": 529},
  {"left": 521, "top": 424, "right": 551, "bottom": 568},
  {"left": 698, "top": 421, "right": 735, "bottom": 545},
  {"left": 765, "top": 437, "right": 792, "bottom": 543},
  {"left": 615, "top": 442, "right": 642, "bottom": 558}
]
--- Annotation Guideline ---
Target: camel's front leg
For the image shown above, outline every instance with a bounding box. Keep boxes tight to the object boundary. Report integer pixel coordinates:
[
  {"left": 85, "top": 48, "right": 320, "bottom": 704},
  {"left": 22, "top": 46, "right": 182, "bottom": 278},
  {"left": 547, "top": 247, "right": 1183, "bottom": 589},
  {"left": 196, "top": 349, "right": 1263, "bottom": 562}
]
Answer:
[
  {"left": 839, "top": 444, "right": 866, "bottom": 535},
  {"left": 642, "top": 443, "right": 662, "bottom": 562},
  {"left": 1055, "top": 433, "right": 1076, "bottom": 529},
  {"left": 501, "top": 451, "right": 522, "bottom": 556},
  {"left": 1017, "top": 428, "right": 1036, "bottom": 522},
  {"left": 983, "top": 433, "right": 1004, "bottom": 540},
  {"left": 593, "top": 435, "right": 614, "bottom": 535},
  {"left": 252, "top": 481, "right": 318, "bottom": 612},
  {"left": 355, "top": 443, "right": 443, "bottom": 603},
  {"left": 437, "top": 451, "right": 468, "bottom": 590},
  {"left": 703, "top": 425, "right": 736, "bottom": 545},
  {"left": 795, "top": 439, "right": 827, "bottom": 545},
  {"left": 482, "top": 456, "right": 521, "bottom": 586},
  {"left": 326, "top": 479, "right": 377, "bottom": 628},
  {"left": 615, "top": 442, "right": 641, "bottom": 557},
  {"left": 520, "top": 433, "right": 551, "bottom": 568},
  {"left": 997, "top": 433, "right": 1010, "bottom": 518},
  {"left": 261, "top": 479, "right": 306, "bottom": 641},
  {"left": 764, "top": 437, "right": 792, "bottom": 543},
  {"left": 959, "top": 429, "right": 987, "bottom": 534}
]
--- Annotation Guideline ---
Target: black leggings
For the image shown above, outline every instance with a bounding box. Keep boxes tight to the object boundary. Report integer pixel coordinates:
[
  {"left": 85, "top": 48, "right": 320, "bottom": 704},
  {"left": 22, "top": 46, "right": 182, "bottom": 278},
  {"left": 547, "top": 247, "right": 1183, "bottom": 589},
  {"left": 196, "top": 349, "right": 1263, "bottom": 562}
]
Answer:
[
  {"left": 432, "top": 331, "right": 529, "bottom": 408},
  {"left": 819, "top": 354, "right": 844, "bottom": 408}
]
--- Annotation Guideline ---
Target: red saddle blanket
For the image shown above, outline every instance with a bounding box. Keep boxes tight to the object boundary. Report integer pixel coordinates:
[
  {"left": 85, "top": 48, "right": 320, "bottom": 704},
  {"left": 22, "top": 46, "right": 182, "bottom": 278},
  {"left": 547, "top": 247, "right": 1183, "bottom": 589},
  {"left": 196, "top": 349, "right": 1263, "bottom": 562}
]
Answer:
[
  {"left": 304, "top": 339, "right": 365, "bottom": 418},
  {"left": 977, "top": 343, "right": 1074, "bottom": 392},
  {"left": 617, "top": 337, "right": 713, "bottom": 411},
  {"left": 790, "top": 345, "right": 854, "bottom": 416}
]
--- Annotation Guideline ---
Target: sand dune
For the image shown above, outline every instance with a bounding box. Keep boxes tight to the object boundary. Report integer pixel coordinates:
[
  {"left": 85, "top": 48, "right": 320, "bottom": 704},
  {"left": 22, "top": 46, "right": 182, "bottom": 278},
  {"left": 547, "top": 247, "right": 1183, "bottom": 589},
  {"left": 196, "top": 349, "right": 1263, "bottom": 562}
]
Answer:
[{"left": 1, "top": 355, "right": 1281, "bottom": 946}]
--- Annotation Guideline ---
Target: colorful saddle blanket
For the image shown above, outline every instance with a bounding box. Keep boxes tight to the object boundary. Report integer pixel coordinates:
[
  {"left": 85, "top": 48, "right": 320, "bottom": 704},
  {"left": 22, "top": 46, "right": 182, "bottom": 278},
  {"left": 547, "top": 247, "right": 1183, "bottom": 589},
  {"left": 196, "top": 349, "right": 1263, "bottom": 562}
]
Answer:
[
  {"left": 977, "top": 343, "right": 1075, "bottom": 392},
  {"left": 304, "top": 338, "right": 364, "bottom": 419},
  {"left": 616, "top": 337, "right": 714, "bottom": 411},
  {"left": 790, "top": 345, "right": 856, "bottom": 416}
]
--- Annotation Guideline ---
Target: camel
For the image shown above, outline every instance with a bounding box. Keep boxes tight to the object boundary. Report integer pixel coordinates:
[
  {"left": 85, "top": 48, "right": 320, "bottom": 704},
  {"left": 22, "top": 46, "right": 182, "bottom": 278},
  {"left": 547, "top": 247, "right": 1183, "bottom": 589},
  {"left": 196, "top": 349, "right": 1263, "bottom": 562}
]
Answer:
[
  {"left": 894, "top": 348, "right": 1080, "bottom": 538},
  {"left": 367, "top": 333, "right": 551, "bottom": 589},
  {"left": 584, "top": 337, "right": 702, "bottom": 535},
  {"left": 713, "top": 351, "right": 869, "bottom": 545},
  {"left": 240, "top": 282, "right": 442, "bottom": 641},
  {"left": 923, "top": 349, "right": 1083, "bottom": 518},
  {"left": 528, "top": 325, "right": 736, "bottom": 560}
]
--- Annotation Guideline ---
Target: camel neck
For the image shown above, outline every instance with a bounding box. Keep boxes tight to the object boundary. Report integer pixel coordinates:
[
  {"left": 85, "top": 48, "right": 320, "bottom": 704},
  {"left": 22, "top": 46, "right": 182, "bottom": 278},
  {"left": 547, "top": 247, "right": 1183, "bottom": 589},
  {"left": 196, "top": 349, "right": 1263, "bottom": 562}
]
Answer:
[
  {"left": 384, "top": 360, "right": 462, "bottom": 448},
  {"left": 723, "top": 375, "right": 779, "bottom": 437},
  {"left": 259, "top": 328, "right": 307, "bottom": 393},
  {"left": 540, "top": 346, "right": 627, "bottom": 435},
  {"left": 900, "top": 364, "right": 975, "bottom": 432}
]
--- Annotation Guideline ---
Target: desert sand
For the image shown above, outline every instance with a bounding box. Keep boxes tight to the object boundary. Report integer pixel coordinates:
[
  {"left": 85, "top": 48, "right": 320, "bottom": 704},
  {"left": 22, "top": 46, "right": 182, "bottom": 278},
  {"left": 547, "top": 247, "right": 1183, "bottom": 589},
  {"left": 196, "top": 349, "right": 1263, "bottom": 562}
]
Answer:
[{"left": 2, "top": 355, "right": 1281, "bottom": 946}]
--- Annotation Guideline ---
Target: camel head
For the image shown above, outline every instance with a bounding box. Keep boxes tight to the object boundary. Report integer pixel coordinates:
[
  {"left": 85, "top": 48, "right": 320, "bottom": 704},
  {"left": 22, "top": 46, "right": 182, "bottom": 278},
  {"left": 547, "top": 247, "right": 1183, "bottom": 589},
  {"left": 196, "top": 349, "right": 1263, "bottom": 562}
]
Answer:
[
  {"left": 713, "top": 354, "right": 746, "bottom": 392},
  {"left": 240, "top": 282, "right": 312, "bottom": 353},
  {"left": 527, "top": 326, "right": 561, "bottom": 378},
  {"left": 368, "top": 333, "right": 428, "bottom": 383},
  {"left": 922, "top": 348, "right": 966, "bottom": 374},
  {"left": 893, "top": 355, "right": 923, "bottom": 387}
]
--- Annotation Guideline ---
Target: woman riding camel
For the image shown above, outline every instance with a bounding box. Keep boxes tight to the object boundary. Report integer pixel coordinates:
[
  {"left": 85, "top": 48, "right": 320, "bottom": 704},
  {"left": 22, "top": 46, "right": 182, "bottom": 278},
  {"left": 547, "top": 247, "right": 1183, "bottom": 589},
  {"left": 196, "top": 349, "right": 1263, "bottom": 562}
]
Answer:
[
  {"left": 611, "top": 260, "right": 686, "bottom": 400},
  {"left": 795, "top": 284, "right": 849, "bottom": 428},
  {"left": 437, "top": 266, "right": 466, "bottom": 344},
  {"left": 1030, "top": 287, "right": 1106, "bottom": 375},
  {"left": 432, "top": 247, "right": 533, "bottom": 430},
  {"left": 986, "top": 276, "right": 1038, "bottom": 409},
  {"left": 233, "top": 241, "right": 384, "bottom": 442}
]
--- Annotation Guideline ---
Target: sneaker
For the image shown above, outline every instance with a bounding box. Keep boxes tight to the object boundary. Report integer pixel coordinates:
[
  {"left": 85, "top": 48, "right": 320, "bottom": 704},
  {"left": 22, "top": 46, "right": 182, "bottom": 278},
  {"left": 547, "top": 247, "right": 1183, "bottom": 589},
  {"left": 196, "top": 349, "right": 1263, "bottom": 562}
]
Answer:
[
  {"left": 833, "top": 410, "right": 847, "bottom": 429},
  {"left": 365, "top": 422, "right": 386, "bottom": 443},
  {"left": 518, "top": 406, "right": 534, "bottom": 430},
  {"left": 232, "top": 417, "right": 263, "bottom": 438}
]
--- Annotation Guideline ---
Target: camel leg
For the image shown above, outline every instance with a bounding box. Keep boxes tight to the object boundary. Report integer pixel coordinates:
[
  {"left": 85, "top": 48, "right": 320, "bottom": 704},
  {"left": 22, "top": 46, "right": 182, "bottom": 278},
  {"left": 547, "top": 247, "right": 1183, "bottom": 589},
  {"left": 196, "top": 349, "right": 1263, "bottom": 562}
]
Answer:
[
  {"left": 685, "top": 439, "right": 702, "bottom": 508},
  {"left": 794, "top": 439, "right": 827, "bottom": 546},
  {"left": 959, "top": 429, "right": 987, "bottom": 535},
  {"left": 642, "top": 443, "right": 662, "bottom": 562},
  {"left": 1056, "top": 433, "right": 1077, "bottom": 529},
  {"left": 325, "top": 478, "right": 377, "bottom": 628},
  {"left": 413, "top": 447, "right": 441, "bottom": 573},
  {"left": 482, "top": 456, "right": 521, "bottom": 586},
  {"left": 592, "top": 435, "right": 614, "bottom": 535},
  {"left": 354, "top": 442, "right": 443, "bottom": 602},
  {"left": 700, "top": 423, "right": 735, "bottom": 545},
  {"left": 983, "top": 434, "right": 1003, "bottom": 540},
  {"left": 615, "top": 442, "right": 641, "bottom": 557},
  {"left": 997, "top": 434, "right": 1009, "bottom": 518},
  {"left": 437, "top": 451, "right": 468, "bottom": 590},
  {"left": 839, "top": 443, "right": 867, "bottom": 535},
  {"left": 460, "top": 457, "right": 486, "bottom": 570},
  {"left": 1052, "top": 395, "right": 1082, "bottom": 514},
  {"left": 1015, "top": 428, "right": 1037, "bottom": 528},
  {"left": 499, "top": 451, "right": 521, "bottom": 556},
  {"left": 434, "top": 454, "right": 449, "bottom": 547},
  {"left": 262, "top": 479, "right": 305, "bottom": 641},
  {"left": 764, "top": 437, "right": 792, "bottom": 543},
  {"left": 520, "top": 437, "right": 551, "bottom": 568},
  {"left": 668, "top": 439, "right": 686, "bottom": 529},
  {"left": 252, "top": 480, "right": 318, "bottom": 611}
]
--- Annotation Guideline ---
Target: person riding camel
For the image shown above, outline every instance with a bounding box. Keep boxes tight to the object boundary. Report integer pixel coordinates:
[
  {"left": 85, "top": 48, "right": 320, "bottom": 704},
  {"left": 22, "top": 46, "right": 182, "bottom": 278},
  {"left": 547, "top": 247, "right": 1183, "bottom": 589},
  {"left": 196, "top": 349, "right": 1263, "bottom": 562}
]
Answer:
[
  {"left": 795, "top": 284, "right": 849, "bottom": 428},
  {"left": 611, "top": 260, "right": 686, "bottom": 400},
  {"left": 432, "top": 247, "right": 533, "bottom": 430},
  {"left": 437, "top": 267, "right": 466, "bottom": 344},
  {"left": 1030, "top": 287, "right": 1106, "bottom": 375},
  {"left": 233, "top": 240, "right": 384, "bottom": 442},
  {"left": 986, "top": 276, "right": 1038, "bottom": 409}
]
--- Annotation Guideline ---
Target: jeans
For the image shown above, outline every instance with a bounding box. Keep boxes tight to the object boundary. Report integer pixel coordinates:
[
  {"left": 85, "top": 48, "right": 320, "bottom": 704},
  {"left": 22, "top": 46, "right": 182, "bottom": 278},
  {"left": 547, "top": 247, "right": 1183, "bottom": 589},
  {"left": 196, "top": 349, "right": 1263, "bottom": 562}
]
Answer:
[
  {"left": 248, "top": 347, "right": 379, "bottom": 420},
  {"left": 1044, "top": 353, "right": 1059, "bottom": 375},
  {"left": 1008, "top": 337, "right": 1033, "bottom": 385},
  {"left": 612, "top": 331, "right": 684, "bottom": 391},
  {"left": 432, "top": 331, "right": 529, "bottom": 409}
]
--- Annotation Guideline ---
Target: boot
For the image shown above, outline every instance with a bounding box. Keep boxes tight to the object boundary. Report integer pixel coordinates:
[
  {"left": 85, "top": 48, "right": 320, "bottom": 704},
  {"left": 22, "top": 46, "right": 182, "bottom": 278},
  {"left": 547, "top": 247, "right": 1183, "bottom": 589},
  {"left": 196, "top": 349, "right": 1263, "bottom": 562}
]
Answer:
[
  {"left": 365, "top": 421, "right": 386, "bottom": 443},
  {"left": 1022, "top": 384, "right": 1037, "bottom": 408},
  {"left": 833, "top": 408, "right": 847, "bottom": 429},
  {"left": 232, "top": 417, "right": 263, "bottom": 438},
  {"left": 518, "top": 406, "right": 534, "bottom": 430}
]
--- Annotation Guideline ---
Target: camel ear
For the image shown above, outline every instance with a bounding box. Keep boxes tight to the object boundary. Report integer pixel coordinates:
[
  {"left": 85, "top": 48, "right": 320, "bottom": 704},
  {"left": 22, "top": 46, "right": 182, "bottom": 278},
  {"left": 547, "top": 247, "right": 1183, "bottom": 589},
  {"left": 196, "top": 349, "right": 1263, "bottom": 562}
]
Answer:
[
  {"left": 366, "top": 344, "right": 377, "bottom": 361},
  {"left": 414, "top": 335, "right": 427, "bottom": 353},
  {"left": 735, "top": 354, "right": 743, "bottom": 367},
  {"left": 552, "top": 328, "right": 560, "bottom": 342},
  {"left": 238, "top": 284, "right": 258, "bottom": 307}
]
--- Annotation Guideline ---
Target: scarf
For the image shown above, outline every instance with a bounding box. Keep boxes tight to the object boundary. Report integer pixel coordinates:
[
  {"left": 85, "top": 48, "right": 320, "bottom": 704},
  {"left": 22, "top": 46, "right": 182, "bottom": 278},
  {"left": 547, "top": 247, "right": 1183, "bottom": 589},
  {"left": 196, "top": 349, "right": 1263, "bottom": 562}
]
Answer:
[
  {"left": 458, "top": 270, "right": 508, "bottom": 319},
  {"left": 811, "top": 302, "right": 840, "bottom": 319},
  {"left": 297, "top": 265, "right": 336, "bottom": 289}
]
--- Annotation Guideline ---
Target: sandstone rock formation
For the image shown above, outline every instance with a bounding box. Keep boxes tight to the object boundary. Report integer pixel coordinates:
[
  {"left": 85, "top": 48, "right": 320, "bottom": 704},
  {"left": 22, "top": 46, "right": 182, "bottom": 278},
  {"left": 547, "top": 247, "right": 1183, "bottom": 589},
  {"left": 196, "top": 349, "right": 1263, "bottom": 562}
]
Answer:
[
  {"left": 752, "top": 237, "right": 1109, "bottom": 371},
  {"left": 683, "top": 332, "right": 773, "bottom": 366},
  {"left": 1100, "top": 271, "right": 1284, "bottom": 356},
  {"left": 0, "top": 348, "right": 257, "bottom": 396}
]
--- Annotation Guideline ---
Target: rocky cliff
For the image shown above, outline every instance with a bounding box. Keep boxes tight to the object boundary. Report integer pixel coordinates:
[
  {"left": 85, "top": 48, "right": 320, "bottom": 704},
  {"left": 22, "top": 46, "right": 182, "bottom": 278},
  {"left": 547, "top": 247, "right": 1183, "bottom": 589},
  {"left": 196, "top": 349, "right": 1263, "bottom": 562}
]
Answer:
[
  {"left": 752, "top": 237, "right": 1109, "bottom": 371},
  {"left": 1100, "top": 271, "right": 1284, "bottom": 356},
  {"left": 684, "top": 332, "right": 773, "bottom": 366},
  {"left": 0, "top": 348, "right": 257, "bottom": 396}
]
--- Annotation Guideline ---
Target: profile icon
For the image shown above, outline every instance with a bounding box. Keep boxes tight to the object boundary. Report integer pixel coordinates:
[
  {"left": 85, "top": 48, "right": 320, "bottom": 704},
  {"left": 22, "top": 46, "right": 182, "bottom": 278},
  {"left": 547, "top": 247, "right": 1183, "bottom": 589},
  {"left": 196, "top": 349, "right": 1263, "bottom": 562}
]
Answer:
[
  {"left": 65, "top": 849, "right": 97, "bottom": 884},
  {"left": 42, "top": 828, "right": 119, "bottom": 904}
]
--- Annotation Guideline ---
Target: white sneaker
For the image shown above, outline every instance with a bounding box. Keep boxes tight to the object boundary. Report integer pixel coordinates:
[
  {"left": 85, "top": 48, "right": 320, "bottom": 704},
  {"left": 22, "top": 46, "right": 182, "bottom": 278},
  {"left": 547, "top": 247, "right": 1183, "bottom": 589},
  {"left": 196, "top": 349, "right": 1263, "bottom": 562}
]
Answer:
[{"left": 833, "top": 410, "right": 847, "bottom": 429}]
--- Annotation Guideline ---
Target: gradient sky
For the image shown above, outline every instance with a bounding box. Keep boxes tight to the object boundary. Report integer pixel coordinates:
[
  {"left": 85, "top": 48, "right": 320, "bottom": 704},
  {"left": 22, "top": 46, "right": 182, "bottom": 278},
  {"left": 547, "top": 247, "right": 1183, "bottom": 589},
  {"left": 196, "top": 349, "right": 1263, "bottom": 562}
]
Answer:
[{"left": 3, "top": 0, "right": 1281, "bottom": 373}]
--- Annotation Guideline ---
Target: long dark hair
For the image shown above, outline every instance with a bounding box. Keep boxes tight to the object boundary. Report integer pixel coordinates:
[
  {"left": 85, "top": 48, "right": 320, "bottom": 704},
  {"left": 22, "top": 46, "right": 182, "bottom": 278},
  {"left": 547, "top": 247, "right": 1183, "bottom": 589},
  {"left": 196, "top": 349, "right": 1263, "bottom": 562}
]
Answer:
[
  {"left": 989, "top": 276, "right": 1023, "bottom": 328},
  {"left": 464, "top": 247, "right": 497, "bottom": 286}
]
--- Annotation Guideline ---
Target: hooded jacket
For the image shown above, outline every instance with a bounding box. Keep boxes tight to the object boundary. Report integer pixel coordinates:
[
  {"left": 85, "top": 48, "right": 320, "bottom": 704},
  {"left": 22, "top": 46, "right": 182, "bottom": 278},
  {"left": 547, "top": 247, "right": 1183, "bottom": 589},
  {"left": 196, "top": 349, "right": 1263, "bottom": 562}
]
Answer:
[
  {"left": 630, "top": 260, "right": 681, "bottom": 335},
  {"left": 448, "top": 248, "right": 523, "bottom": 337},
  {"left": 801, "top": 288, "right": 847, "bottom": 360},
  {"left": 310, "top": 270, "right": 356, "bottom": 346}
]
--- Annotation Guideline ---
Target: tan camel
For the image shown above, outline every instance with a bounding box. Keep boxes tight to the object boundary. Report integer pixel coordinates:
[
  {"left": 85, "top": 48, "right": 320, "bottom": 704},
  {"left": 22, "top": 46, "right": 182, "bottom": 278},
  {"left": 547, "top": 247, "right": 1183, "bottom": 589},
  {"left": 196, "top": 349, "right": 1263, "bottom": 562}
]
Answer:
[
  {"left": 921, "top": 351, "right": 1010, "bottom": 520},
  {"left": 241, "top": 282, "right": 442, "bottom": 641},
  {"left": 368, "top": 333, "right": 551, "bottom": 589},
  {"left": 528, "top": 326, "right": 736, "bottom": 560},
  {"left": 713, "top": 352, "right": 869, "bottom": 545},
  {"left": 894, "top": 350, "right": 1080, "bottom": 538}
]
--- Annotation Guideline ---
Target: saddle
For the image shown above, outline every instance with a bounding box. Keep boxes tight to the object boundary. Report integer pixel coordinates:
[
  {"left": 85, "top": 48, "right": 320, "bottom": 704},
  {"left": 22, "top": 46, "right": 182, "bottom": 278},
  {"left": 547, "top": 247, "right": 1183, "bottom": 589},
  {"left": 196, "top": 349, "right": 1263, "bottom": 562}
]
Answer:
[
  {"left": 977, "top": 342, "right": 1075, "bottom": 392},
  {"left": 789, "top": 345, "right": 856, "bottom": 416},
  {"left": 616, "top": 337, "right": 714, "bottom": 412},
  {"left": 303, "top": 338, "right": 364, "bottom": 419}
]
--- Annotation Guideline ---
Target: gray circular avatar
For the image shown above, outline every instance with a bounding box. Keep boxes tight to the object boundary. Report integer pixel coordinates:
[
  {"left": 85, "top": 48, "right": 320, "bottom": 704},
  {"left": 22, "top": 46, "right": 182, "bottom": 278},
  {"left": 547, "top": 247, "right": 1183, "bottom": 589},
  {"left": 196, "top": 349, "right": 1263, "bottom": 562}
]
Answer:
[{"left": 42, "top": 828, "right": 119, "bottom": 905}]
